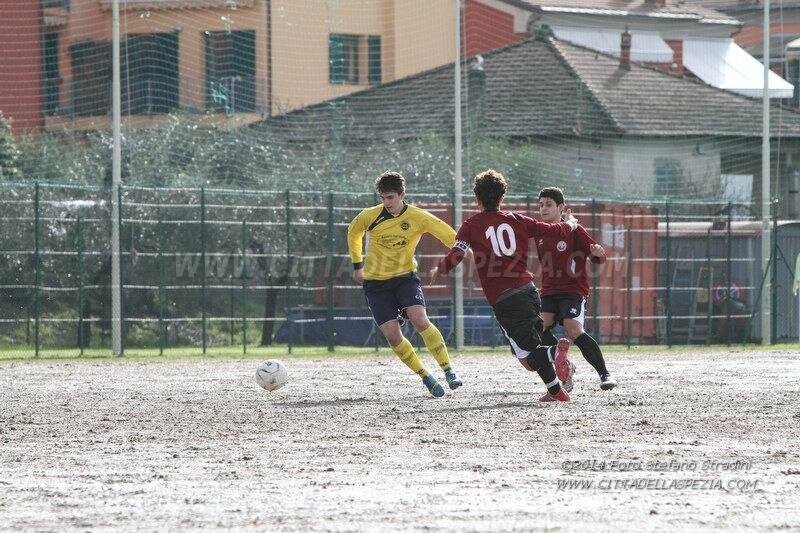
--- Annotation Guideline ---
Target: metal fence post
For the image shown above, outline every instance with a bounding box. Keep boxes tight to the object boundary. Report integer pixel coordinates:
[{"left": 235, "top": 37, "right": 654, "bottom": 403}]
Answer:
[
  {"left": 33, "top": 182, "right": 40, "bottom": 358},
  {"left": 626, "top": 225, "right": 633, "bottom": 349},
  {"left": 726, "top": 202, "right": 732, "bottom": 345},
  {"left": 240, "top": 219, "right": 248, "bottom": 354},
  {"left": 326, "top": 192, "right": 335, "bottom": 352},
  {"left": 77, "top": 215, "right": 85, "bottom": 355},
  {"left": 450, "top": 189, "right": 457, "bottom": 348},
  {"left": 229, "top": 283, "right": 235, "bottom": 346},
  {"left": 771, "top": 199, "right": 778, "bottom": 343},
  {"left": 665, "top": 200, "right": 672, "bottom": 348},
  {"left": 157, "top": 215, "right": 165, "bottom": 355},
  {"left": 200, "top": 187, "right": 207, "bottom": 354},
  {"left": 118, "top": 185, "right": 125, "bottom": 356},
  {"left": 638, "top": 209, "right": 647, "bottom": 343},
  {"left": 372, "top": 190, "right": 380, "bottom": 353},
  {"left": 705, "top": 226, "right": 713, "bottom": 345},
  {"left": 590, "top": 198, "right": 599, "bottom": 340},
  {"left": 285, "top": 190, "right": 292, "bottom": 355}
]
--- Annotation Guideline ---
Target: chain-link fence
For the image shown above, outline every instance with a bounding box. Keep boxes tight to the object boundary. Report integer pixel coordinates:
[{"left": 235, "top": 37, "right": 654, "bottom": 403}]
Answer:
[{"left": 2, "top": 181, "right": 798, "bottom": 358}]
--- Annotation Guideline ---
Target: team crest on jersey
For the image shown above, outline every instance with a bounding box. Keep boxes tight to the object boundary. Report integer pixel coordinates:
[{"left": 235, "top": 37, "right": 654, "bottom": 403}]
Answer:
[
  {"left": 557, "top": 240, "right": 567, "bottom": 252},
  {"left": 400, "top": 221, "right": 410, "bottom": 231}
]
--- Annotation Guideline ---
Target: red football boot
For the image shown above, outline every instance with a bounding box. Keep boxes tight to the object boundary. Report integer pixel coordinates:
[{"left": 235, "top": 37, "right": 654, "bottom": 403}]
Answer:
[
  {"left": 554, "top": 338, "right": 573, "bottom": 390},
  {"left": 539, "top": 388, "right": 570, "bottom": 402}
]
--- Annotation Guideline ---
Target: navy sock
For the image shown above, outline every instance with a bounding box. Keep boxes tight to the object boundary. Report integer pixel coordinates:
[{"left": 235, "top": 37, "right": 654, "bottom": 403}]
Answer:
[
  {"left": 526, "top": 346, "right": 561, "bottom": 394},
  {"left": 574, "top": 332, "right": 608, "bottom": 376}
]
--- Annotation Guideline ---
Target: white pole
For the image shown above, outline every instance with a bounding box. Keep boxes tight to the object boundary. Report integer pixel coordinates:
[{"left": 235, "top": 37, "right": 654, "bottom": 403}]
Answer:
[
  {"left": 761, "top": 0, "right": 772, "bottom": 345},
  {"left": 111, "top": 0, "right": 122, "bottom": 355},
  {"left": 453, "top": 0, "right": 464, "bottom": 350}
]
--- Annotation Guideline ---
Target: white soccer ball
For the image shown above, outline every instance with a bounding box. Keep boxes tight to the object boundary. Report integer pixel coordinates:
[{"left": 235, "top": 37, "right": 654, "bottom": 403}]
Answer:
[{"left": 254, "top": 359, "right": 288, "bottom": 391}]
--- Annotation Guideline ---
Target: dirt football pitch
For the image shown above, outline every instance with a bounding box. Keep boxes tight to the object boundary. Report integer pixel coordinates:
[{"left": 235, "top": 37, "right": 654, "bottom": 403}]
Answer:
[{"left": 2, "top": 348, "right": 799, "bottom": 531}]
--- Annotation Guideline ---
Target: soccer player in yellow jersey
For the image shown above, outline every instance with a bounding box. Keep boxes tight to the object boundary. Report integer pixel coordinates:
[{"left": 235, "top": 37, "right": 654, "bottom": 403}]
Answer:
[{"left": 347, "top": 171, "right": 463, "bottom": 397}]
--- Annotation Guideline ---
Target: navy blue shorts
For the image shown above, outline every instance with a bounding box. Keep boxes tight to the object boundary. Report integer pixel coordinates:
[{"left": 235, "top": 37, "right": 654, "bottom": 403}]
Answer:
[
  {"left": 363, "top": 272, "right": 426, "bottom": 326},
  {"left": 541, "top": 293, "right": 586, "bottom": 327}
]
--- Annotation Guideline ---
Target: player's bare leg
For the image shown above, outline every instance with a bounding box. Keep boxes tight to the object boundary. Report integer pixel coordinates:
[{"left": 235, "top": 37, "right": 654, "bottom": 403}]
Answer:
[
  {"left": 406, "top": 305, "right": 462, "bottom": 390},
  {"left": 540, "top": 312, "right": 558, "bottom": 345},
  {"left": 538, "top": 312, "right": 574, "bottom": 392},
  {"left": 379, "top": 319, "right": 444, "bottom": 397}
]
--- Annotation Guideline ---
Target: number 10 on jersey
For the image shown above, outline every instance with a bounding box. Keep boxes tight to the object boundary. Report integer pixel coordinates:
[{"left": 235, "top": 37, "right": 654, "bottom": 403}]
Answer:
[{"left": 485, "top": 224, "right": 517, "bottom": 257}]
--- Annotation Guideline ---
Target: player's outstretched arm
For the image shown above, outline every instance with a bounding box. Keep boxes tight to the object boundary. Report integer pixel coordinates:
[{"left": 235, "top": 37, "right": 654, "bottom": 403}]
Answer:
[
  {"left": 518, "top": 212, "right": 576, "bottom": 237},
  {"left": 571, "top": 225, "right": 606, "bottom": 264},
  {"left": 589, "top": 242, "right": 607, "bottom": 264},
  {"left": 430, "top": 239, "right": 469, "bottom": 286},
  {"left": 423, "top": 211, "right": 457, "bottom": 249},
  {"left": 347, "top": 211, "right": 368, "bottom": 282}
]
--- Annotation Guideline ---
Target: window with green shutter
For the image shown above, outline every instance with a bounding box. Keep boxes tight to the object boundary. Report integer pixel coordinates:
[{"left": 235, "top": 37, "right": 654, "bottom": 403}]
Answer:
[
  {"left": 329, "top": 34, "right": 359, "bottom": 84},
  {"left": 368, "top": 35, "right": 381, "bottom": 86},
  {"left": 205, "top": 30, "right": 256, "bottom": 113}
]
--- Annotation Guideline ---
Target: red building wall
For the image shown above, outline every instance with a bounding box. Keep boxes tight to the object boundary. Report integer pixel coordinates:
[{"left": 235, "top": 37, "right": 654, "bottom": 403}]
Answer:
[
  {"left": 464, "top": 0, "right": 526, "bottom": 58},
  {"left": 0, "top": 0, "right": 44, "bottom": 132}
]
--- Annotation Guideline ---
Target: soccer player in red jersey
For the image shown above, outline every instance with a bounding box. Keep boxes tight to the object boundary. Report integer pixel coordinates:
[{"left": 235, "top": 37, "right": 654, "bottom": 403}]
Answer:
[
  {"left": 536, "top": 187, "right": 616, "bottom": 390},
  {"left": 430, "top": 170, "right": 576, "bottom": 402}
]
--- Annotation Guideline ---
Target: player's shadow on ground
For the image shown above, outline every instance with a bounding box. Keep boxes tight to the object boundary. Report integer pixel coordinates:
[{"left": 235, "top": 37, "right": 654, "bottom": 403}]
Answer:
[
  {"left": 480, "top": 391, "right": 534, "bottom": 398},
  {"left": 279, "top": 398, "right": 373, "bottom": 409},
  {"left": 438, "top": 392, "right": 536, "bottom": 413},
  {"left": 439, "top": 401, "right": 534, "bottom": 413}
]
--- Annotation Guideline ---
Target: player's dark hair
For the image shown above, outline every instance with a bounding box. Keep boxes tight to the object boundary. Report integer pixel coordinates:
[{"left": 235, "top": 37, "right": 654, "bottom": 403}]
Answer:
[
  {"left": 539, "top": 187, "right": 565, "bottom": 206},
  {"left": 374, "top": 171, "right": 406, "bottom": 194},
  {"left": 473, "top": 169, "right": 507, "bottom": 211}
]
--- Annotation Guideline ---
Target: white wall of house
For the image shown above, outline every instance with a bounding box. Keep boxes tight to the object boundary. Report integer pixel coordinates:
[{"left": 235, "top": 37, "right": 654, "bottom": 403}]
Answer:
[
  {"left": 530, "top": 137, "right": 616, "bottom": 196},
  {"left": 611, "top": 138, "right": 722, "bottom": 198},
  {"left": 530, "top": 136, "right": 722, "bottom": 200}
]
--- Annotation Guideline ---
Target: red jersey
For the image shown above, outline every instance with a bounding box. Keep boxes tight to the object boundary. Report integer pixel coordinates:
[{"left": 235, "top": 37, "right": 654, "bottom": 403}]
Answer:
[
  {"left": 534, "top": 225, "right": 605, "bottom": 298},
  {"left": 437, "top": 210, "right": 573, "bottom": 305}
]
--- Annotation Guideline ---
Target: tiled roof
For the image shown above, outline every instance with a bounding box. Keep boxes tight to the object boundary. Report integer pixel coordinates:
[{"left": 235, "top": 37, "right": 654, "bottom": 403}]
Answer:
[
  {"left": 551, "top": 38, "right": 800, "bottom": 137},
  {"left": 503, "top": 0, "right": 740, "bottom": 24},
  {"left": 690, "top": 1, "right": 800, "bottom": 14},
  {"left": 254, "top": 34, "right": 800, "bottom": 141}
]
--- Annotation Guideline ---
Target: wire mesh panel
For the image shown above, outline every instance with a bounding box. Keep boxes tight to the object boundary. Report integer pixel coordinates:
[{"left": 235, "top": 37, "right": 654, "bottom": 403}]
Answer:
[
  {"left": 3, "top": 181, "right": 796, "bottom": 358},
  {"left": 775, "top": 223, "right": 800, "bottom": 343},
  {"left": 0, "top": 185, "right": 36, "bottom": 354},
  {"left": 118, "top": 186, "right": 289, "bottom": 352},
  {"left": 0, "top": 183, "right": 111, "bottom": 357},
  {"left": 3, "top": 1, "right": 800, "bottom": 356}
]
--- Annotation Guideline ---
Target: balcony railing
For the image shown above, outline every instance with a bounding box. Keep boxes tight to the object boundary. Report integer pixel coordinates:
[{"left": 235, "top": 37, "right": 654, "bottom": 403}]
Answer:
[
  {"left": 41, "top": 0, "right": 69, "bottom": 9},
  {"left": 44, "top": 76, "right": 268, "bottom": 126},
  {"left": 98, "top": 0, "right": 254, "bottom": 10}
]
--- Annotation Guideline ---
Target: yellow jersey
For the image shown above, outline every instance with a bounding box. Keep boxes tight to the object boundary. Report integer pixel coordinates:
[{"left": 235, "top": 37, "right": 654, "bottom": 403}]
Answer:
[{"left": 347, "top": 203, "right": 456, "bottom": 281}]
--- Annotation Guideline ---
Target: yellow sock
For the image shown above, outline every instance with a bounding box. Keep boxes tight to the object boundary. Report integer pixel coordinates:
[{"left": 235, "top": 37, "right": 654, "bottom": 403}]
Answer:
[
  {"left": 419, "top": 324, "right": 452, "bottom": 372},
  {"left": 391, "top": 338, "right": 428, "bottom": 377}
]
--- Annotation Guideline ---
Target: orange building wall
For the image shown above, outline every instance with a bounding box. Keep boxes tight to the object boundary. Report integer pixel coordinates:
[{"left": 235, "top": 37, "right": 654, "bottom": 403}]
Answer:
[{"left": 0, "top": 0, "right": 44, "bottom": 132}]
